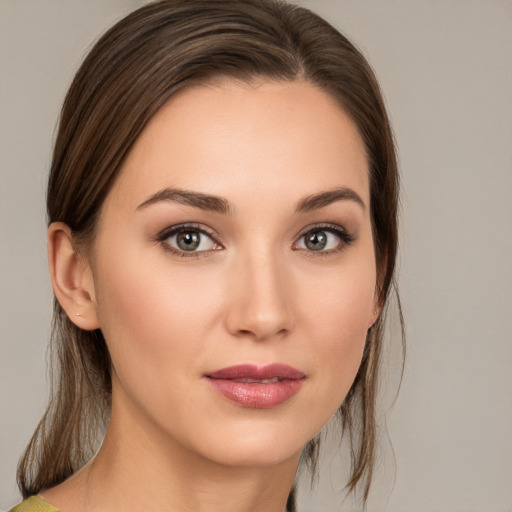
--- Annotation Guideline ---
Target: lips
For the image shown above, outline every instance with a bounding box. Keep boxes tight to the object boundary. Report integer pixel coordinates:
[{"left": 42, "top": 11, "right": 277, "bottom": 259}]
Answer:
[{"left": 206, "top": 364, "right": 305, "bottom": 409}]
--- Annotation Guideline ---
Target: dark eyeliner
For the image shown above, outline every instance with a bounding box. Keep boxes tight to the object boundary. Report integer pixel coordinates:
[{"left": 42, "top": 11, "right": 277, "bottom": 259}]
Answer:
[
  {"left": 155, "top": 223, "right": 221, "bottom": 258},
  {"left": 297, "top": 223, "right": 357, "bottom": 256}
]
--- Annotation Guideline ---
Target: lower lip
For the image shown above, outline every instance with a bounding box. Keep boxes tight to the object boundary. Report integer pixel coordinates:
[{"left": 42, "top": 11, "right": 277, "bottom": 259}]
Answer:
[{"left": 207, "top": 378, "right": 304, "bottom": 409}]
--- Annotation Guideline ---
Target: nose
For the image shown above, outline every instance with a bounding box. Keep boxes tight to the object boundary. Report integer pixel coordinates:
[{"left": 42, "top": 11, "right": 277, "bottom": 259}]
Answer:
[{"left": 224, "top": 250, "right": 295, "bottom": 341}]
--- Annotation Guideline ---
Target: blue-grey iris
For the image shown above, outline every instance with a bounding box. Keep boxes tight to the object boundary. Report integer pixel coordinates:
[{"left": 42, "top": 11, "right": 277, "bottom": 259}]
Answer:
[
  {"left": 305, "top": 231, "right": 327, "bottom": 251},
  {"left": 177, "top": 231, "right": 200, "bottom": 251}
]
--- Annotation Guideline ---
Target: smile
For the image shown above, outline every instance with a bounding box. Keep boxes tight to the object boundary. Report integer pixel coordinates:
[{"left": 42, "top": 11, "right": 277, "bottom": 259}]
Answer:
[{"left": 205, "top": 364, "right": 305, "bottom": 409}]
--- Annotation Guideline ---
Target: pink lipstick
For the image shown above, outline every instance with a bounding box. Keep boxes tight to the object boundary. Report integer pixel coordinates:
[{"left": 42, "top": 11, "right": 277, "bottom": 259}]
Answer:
[{"left": 206, "top": 364, "right": 305, "bottom": 408}]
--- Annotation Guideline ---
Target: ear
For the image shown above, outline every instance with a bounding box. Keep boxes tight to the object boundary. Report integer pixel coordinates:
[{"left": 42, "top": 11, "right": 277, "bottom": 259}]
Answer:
[
  {"left": 369, "top": 246, "right": 388, "bottom": 329},
  {"left": 48, "top": 222, "right": 100, "bottom": 330},
  {"left": 368, "top": 296, "right": 383, "bottom": 329}
]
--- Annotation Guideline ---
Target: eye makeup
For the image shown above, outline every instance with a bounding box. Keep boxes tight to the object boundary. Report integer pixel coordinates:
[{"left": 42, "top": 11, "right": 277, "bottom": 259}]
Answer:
[
  {"left": 293, "top": 223, "right": 357, "bottom": 257},
  {"left": 155, "top": 223, "right": 223, "bottom": 259},
  {"left": 154, "top": 221, "right": 357, "bottom": 259}
]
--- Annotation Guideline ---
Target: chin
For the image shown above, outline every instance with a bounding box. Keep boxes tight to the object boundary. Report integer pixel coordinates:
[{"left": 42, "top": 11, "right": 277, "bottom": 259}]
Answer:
[
  {"left": 205, "top": 441, "right": 303, "bottom": 469},
  {"left": 186, "top": 417, "right": 317, "bottom": 469}
]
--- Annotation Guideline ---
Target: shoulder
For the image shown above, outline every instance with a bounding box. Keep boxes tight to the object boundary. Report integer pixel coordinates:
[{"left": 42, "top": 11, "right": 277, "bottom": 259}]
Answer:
[{"left": 8, "top": 496, "right": 61, "bottom": 512}]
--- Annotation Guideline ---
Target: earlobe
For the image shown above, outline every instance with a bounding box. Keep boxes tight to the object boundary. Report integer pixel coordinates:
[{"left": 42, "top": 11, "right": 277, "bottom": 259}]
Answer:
[
  {"left": 368, "top": 293, "right": 383, "bottom": 329},
  {"left": 370, "top": 253, "right": 387, "bottom": 329},
  {"left": 370, "top": 305, "right": 381, "bottom": 328},
  {"left": 48, "top": 222, "right": 100, "bottom": 330}
]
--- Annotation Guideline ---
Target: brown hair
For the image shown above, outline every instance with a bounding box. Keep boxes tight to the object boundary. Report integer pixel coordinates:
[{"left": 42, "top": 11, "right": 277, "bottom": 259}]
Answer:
[{"left": 17, "top": 0, "right": 403, "bottom": 508}]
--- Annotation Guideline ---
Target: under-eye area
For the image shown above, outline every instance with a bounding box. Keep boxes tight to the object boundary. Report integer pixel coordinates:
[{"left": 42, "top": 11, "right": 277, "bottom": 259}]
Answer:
[
  {"left": 155, "top": 223, "right": 223, "bottom": 258},
  {"left": 293, "top": 223, "right": 357, "bottom": 256},
  {"left": 154, "top": 221, "right": 357, "bottom": 259}
]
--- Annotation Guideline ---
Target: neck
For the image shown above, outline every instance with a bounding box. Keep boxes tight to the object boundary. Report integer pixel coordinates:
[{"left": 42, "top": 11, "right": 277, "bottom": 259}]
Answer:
[
  {"left": 91, "top": 429, "right": 298, "bottom": 512},
  {"left": 42, "top": 391, "right": 300, "bottom": 512}
]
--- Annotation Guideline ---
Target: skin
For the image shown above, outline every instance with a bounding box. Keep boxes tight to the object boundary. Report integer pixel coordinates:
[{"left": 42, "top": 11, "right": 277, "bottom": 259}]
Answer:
[{"left": 43, "top": 80, "right": 379, "bottom": 512}]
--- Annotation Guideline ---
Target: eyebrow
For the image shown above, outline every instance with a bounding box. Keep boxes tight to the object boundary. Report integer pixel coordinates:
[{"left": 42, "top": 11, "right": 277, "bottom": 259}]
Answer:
[
  {"left": 295, "top": 186, "right": 365, "bottom": 213},
  {"left": 136, "top": 186, "right": 365, "bottom": 214},
  {"left": 137, "top": 188, "right": 233, "bottom": 214}
]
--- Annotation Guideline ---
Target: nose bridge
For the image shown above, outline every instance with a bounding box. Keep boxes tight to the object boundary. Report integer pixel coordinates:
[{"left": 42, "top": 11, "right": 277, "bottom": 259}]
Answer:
[{"left": 225, "top": 244, "right": 294, "bottom": 341}]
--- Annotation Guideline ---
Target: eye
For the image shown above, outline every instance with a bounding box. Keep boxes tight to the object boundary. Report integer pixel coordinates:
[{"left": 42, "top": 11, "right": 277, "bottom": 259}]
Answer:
[
  {"left": 157, "top": 224, "right": 222, "bottom": 256},
  {"left": 294, "top": 225, "right": 355, "bottom": 254}
]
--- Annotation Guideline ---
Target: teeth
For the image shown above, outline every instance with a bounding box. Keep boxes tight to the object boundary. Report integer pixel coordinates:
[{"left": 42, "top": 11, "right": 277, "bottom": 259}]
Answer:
[{"left": 236, "top": 377, "right": 280, "bottom": 383}]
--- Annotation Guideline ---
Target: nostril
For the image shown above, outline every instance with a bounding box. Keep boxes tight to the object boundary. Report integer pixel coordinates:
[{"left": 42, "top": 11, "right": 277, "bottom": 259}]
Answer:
[{"left": 234, "top": 326, "right": 290, "bottom": 342}]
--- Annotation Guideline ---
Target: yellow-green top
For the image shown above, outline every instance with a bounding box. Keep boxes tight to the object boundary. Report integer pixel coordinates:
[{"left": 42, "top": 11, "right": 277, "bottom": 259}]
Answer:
[{"left": 9, "top": 496, "right": 60, "bottom": 512}]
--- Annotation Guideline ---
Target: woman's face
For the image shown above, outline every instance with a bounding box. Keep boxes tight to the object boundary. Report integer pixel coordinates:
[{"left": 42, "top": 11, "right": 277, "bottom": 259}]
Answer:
[{"left": 87, "top": 80, "right": 378, "bottom": 468}]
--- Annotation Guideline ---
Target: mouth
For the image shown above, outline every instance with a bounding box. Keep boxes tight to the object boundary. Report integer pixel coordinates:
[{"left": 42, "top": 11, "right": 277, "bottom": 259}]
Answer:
[{"left": 205, "top": 364, "right": 305, "bottom": 409}]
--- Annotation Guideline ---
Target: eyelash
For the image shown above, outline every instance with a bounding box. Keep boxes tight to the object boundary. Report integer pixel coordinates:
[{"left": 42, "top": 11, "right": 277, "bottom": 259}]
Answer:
[
  {"left": 155, "top": 223, "right": 356, "bottom": 259},
  {"left": 156, "top": 223, "right": 221, "bottom": 259},
  {"left": 295, "top": 223, "right": 356, "bottom": 258}
]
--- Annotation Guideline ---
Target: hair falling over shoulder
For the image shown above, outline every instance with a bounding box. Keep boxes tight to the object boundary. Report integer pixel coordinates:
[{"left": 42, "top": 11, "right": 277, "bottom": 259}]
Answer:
[{"left": 17, "top": 1, "right": 404, "bottom": 508}]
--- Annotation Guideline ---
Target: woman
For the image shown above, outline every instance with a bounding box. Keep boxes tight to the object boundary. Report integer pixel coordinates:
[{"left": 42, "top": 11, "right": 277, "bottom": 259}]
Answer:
[{"left": 12, "top": 0, "right": 402, "bottom": 511}]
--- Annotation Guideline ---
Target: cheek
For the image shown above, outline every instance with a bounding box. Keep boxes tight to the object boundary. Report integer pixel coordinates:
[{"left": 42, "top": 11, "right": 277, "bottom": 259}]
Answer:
[
  {"left": 297, "top": 258, "right": 376, "bottom": 417},
  {"left": 91, "top": 225, "right": 376, "bottom": 448},
  {"left": 299, "top": 251, "right": 376, "bottom": 341},
  {"left": 91, "top": 246, "right": 221, "bottom": 385}
]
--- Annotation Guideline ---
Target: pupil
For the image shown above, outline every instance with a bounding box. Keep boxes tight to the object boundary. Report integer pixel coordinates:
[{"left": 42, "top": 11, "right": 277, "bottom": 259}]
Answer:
[
  {"left": 306, "top": 231, "right": 327, "bottom": 251},
  {"left": 177, "top": 231, "right": 200, "bottom": 251}
]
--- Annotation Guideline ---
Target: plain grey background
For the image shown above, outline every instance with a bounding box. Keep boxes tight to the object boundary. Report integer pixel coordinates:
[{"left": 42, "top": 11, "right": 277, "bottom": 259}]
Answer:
[{"left": 1, "top": 0, "right": 511, "bottom": 510}]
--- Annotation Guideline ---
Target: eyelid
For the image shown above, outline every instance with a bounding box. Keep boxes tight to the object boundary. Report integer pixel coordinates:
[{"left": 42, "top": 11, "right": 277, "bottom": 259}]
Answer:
[
  {"left": 155, "top": 223, "right": 224, "bottom": 258},
  {"left": 293, "top": 222, "right": 356, "bottom": 255},
  {"left": 154, "top": 221, "right": 355, "bottom": 259}
]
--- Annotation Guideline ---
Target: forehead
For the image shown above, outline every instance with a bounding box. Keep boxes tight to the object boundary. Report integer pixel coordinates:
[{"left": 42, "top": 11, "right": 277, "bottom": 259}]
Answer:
[{"left": 105, "top": 80, "right": 369, "bottom": 213}]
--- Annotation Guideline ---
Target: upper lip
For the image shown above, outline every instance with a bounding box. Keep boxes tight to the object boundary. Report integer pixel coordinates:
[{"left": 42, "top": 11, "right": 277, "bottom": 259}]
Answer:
[{"left": 206, "top": 364, "right": 305, "bottom": 381}]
